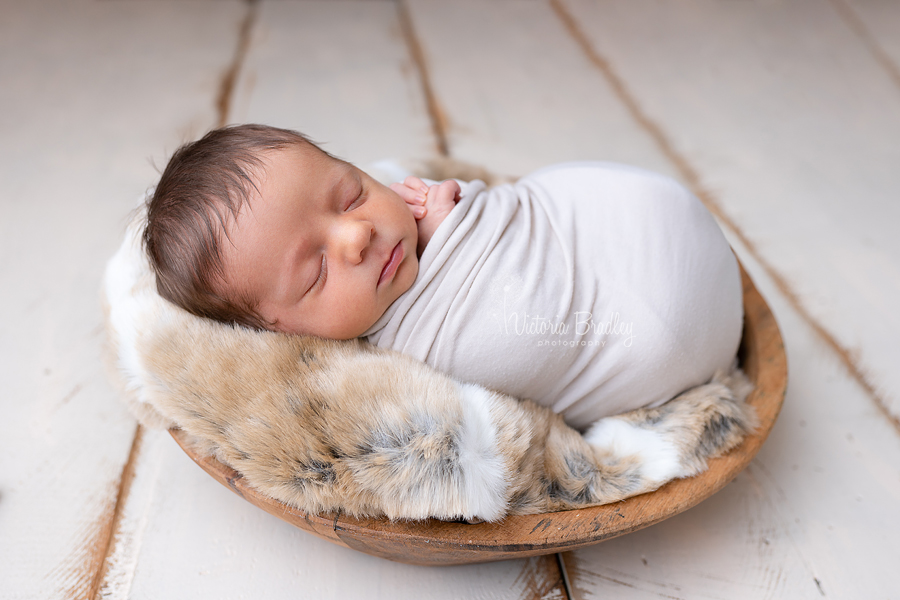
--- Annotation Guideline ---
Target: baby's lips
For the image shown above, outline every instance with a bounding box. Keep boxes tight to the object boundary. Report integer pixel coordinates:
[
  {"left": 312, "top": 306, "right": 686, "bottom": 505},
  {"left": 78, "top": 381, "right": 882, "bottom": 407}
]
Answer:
[{"left": 378, "top": 241, "right": 404, "bottom": 286}]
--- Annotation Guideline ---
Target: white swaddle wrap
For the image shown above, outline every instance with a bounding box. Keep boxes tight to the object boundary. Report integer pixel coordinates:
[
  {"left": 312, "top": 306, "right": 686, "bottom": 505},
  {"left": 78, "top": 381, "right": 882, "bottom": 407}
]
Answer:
[{"left": 363, "top": 162, "right": 743, "bottom": 430}]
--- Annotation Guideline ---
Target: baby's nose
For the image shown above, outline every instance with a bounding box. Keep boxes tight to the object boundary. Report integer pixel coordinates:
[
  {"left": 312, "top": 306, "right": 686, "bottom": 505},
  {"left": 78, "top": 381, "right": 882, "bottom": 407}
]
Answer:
[{"left": 337, "top": 218, "right": 374, "bottom": 264}]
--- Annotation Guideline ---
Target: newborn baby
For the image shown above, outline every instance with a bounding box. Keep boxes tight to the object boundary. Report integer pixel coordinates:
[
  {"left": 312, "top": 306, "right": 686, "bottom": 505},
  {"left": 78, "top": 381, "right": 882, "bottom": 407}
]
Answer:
[{"left": 145, "top": 124, "right": 742, "bottom": 429}]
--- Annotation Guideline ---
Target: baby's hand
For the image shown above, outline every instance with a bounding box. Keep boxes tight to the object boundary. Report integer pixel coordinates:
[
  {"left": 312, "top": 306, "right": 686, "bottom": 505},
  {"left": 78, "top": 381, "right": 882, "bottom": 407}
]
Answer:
[{"left": 390, "top": 176, "right": 461, "bottom": 256}]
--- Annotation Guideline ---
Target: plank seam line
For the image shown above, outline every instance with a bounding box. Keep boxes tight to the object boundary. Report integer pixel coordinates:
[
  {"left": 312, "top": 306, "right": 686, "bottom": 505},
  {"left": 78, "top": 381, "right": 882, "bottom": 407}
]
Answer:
[
  {"left": 556, "top": 553, "right": 574, "bottom": 599},
  {"left": 549, "top": 0, "right": 900, "bottom": 437},
  {"left": 830, "top": 0, "right": 900, "bottom": 93},
  {"left": 396, "top": 0, "right": 450, "bottom": 157},
  {"left": 216, "top": 0, "right": 259, "bottom": 128},
  {"left": 90, "top": 424, "right": 145, "bottom": 600}
]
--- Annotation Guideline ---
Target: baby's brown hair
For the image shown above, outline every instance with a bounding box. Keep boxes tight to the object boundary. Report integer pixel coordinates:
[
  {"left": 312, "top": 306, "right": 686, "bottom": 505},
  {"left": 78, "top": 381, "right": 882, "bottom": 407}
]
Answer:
[{"left": 144, "top": 124, "right": 324, "bottom": 330}]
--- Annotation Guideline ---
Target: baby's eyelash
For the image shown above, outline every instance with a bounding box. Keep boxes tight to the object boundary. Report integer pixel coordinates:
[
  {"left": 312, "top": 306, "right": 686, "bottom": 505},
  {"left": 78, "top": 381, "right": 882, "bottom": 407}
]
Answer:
[
  {"left": 346, "top": 187, "right": 366, "bottom": 211},
  {"left": 309, "top": 255, "right": 326, "bottom": 292}
]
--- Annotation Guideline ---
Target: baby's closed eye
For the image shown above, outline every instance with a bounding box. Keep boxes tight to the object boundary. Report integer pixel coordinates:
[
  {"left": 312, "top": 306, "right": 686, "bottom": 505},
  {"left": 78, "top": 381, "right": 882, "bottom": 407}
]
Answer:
[
  {"left": 302, "top": 254, "right": 327, "bottom": 297},
  {"left": 345, "top": 184, "right": 366, "bottom": 211}
]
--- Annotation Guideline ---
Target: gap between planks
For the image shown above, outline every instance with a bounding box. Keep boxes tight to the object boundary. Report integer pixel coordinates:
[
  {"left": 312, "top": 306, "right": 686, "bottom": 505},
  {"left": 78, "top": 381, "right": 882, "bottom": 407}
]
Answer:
[
  {"left": 396, "top": 0, "right": 450, "bottom": 157},
  {"left": 216, "top": 0, "right": 259, "bottom": 128},
  {"left": 830, "top": 0, "right": 900, "bottom": 92},
  {"left": 89, "top": 425, "right": 145, "bottom": 600},
  {"left": 556, "top": 552, "right": 574, "bottom": 599},
  {"left": 549, "top": 0, "right": 900, "bottom": 438}
]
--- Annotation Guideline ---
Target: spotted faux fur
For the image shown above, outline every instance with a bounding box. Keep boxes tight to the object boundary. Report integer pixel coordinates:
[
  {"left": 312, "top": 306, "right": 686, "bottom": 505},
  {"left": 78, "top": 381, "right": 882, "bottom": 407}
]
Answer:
[{"left": 102, "top": 210, "right": 756, "bottom": 522}]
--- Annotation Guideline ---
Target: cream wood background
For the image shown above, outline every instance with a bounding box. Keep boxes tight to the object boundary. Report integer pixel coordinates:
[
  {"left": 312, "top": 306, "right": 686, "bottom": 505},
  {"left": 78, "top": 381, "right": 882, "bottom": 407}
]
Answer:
[{"left": 2, "top": 1, "right": 898, "bottom": 598}]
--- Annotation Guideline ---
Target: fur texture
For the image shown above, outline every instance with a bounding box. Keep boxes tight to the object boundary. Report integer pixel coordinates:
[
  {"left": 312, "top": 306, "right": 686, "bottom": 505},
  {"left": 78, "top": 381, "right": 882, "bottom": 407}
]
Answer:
[{"left": 102, "top": 210, "right": 756, "bottom": 522}]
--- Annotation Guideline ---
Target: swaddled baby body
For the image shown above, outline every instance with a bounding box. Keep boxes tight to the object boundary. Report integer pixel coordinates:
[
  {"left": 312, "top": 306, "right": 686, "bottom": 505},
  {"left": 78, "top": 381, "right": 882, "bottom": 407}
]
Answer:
[
  {"left": 369, "top": 163, "right": 742, "bottom": 428},
  {"left": 144, "top": 125, "right": 742, "bottom": 430}
]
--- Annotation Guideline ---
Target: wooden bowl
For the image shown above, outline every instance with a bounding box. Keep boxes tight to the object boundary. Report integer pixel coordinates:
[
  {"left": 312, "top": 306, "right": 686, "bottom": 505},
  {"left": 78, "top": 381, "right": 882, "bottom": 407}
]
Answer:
[{"left": 170, "top": 265, "right": 787, "bottom": 565}]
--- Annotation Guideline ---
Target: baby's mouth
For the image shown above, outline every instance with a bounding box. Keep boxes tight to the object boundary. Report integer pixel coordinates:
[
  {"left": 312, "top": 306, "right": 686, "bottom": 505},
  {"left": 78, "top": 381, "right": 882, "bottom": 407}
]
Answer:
[{"left": 378, "top": 241, "right": 403, "bottom": 286}]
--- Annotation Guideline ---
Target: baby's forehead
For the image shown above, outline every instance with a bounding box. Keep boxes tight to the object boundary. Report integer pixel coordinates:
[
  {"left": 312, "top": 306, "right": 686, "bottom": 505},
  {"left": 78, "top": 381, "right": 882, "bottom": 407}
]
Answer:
[
  {"left": 236, "top": 143, "right": 356, "bottom": 232},
  {"left": 256, "top": 143, "right": 353, "bottom": 192}
]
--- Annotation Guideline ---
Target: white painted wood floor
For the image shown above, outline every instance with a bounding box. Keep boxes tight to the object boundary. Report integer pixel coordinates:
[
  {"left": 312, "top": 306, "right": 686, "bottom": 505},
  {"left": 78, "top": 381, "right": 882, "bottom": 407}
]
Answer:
[{"left": 2, "top": 1, "right": 899, "bottom": 598}]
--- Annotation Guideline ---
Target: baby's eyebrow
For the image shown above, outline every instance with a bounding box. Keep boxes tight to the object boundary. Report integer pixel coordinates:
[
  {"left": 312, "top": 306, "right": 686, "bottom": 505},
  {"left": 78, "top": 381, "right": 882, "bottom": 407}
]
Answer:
[
  {"left": 326, "top": 175, "right": 345, "bottom": 199},
  {"left": 329, "top": 168, "right": 361, "bottom": 205}
]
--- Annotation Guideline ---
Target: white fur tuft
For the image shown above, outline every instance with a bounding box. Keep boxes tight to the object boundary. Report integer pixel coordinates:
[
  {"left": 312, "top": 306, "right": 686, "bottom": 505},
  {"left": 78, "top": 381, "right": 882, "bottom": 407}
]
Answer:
[
  {"left": 454, "top": 382, "right": 508, "bottom": 521},
  {"left": 584, "top": 418, "right": 687, "bottom": 483},
  {"left": 102, "top": 213, "right": 175, "bottom": 406}
]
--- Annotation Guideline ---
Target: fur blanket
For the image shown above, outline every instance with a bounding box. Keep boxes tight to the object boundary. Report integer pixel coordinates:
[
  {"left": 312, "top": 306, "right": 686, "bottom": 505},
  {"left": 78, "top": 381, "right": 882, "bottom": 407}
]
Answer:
[{"left": 102, "top": 210, "right": 756, "bottom": 522}]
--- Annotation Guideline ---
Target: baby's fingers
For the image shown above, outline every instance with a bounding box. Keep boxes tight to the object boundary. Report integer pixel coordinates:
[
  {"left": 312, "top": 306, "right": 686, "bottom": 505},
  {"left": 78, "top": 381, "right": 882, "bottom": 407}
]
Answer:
[
  {"left": 429, "top": 180, "right": 462, "bottom": 208},
  {"left": 390, "top": 182, "right": 427, "bottom": 219},
  {"left": 403, "top": 176, "right": 428, "bottom": 192},
  {"left": 390, "top": 177, "right": 429, "bottom": 206},
  {"left": 389, "top": 182, "right": 419, "bottom": 203},
  {"left": 403, "top": 176, "right": 429, "bottom": 204},
  {"left": 446, "top": 180, "right": 462, "bottom": 204}
]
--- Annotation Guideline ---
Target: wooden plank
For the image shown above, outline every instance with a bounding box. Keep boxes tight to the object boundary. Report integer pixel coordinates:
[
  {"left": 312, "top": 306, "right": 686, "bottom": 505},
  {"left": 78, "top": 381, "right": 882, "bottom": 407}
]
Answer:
[
  {"left": 229, "top": 0, "right": 437, "bottom": 166},
  {"left": 561, "top": 0, "right": 900, "bottom": 426},
  {"left": 0, "top": 2, "right": 246, "bottom": 599},
  {"left": 403, "top": 0, "right": 678, "bottom": 179}
]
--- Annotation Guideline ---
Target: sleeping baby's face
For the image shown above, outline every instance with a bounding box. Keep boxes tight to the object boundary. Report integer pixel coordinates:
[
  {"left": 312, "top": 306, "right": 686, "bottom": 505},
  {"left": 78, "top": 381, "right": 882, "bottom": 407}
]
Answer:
[{"left": 219, "top": 144, "right": 419, "bottom": 339}]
